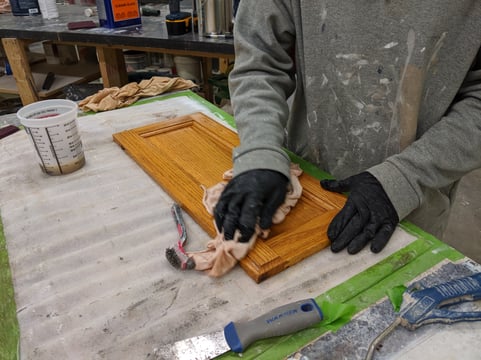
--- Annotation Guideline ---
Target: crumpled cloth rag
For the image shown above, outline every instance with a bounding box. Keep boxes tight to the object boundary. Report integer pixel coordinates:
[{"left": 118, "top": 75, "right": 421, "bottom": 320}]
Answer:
[{"left": 79, "top": 76, "right": 197, "bottom": 112}]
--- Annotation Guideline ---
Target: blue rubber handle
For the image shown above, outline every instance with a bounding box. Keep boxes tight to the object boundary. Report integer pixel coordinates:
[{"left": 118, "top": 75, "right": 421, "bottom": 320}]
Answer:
[
  {"left": 400, "top": 273, "right": 481, "bottom": 329},
  {"left": 224, "top": 298, "right": 323, "bottom": 353}
]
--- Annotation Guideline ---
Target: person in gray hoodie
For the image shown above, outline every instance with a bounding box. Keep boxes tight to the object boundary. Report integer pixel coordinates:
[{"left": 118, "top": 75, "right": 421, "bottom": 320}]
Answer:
[{"left": 214, "top": 0, "right": 481, "bottom": 255}]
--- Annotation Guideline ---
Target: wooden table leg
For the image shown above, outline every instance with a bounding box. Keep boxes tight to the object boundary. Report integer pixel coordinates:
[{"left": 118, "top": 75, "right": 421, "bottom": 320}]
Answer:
[
  {"left": 201, "top": 57, "right": 213, "bottom": 102},
  {"left": 96, "top": 47, "right": 128, "bottom": 88},
  {"left": 2, "top": 38, "right": 39, "bottom": 106}
]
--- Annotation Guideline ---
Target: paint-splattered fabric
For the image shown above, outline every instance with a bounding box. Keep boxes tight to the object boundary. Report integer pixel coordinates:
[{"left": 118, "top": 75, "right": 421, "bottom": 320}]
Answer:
[{"left": 229, "top": 0, "right": 481, "bottom": 238}]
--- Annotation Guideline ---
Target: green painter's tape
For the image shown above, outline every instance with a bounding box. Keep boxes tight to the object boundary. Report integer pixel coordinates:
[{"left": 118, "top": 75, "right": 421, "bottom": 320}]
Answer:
[
  {"left": 0, "top": 213, "right": 20, "bottom": 360},
  {"left": 217, "top": 236, "right": 463, "bottom": 359},
  {"left": 387, "top": 285, "right": 407, "bottom": 312}
]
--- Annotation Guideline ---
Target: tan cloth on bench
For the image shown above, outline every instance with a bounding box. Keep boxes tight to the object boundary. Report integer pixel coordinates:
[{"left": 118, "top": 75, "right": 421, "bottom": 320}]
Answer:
[{"left": 79, "top": 77, "right": 197, "bottom": 112}]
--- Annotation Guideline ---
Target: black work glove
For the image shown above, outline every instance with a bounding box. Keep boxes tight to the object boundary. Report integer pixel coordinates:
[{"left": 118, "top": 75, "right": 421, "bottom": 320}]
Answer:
[
  {"left": 214, "top": 169, "right": 289, "bottom": 242},
  {"left": 320, "top": 172, "right": 399, "bottom": 254}
]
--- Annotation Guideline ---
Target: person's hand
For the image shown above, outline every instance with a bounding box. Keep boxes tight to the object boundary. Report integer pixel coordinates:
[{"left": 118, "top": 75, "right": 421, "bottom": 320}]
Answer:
[
  {"left": 320, "top": 172, "right": 399, "bottom": 254},
  {"left": 214, "top": 169, "right": 289, "bottom": 242}
]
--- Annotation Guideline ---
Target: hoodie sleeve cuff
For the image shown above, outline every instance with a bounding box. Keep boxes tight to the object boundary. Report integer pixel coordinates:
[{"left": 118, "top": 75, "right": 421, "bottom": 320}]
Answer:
[
  {"left": 368, "top": 161, "right": 421, "bottom": 220},
  {"left": 232, "top": 145, "right": 291, "bottom": 179}
]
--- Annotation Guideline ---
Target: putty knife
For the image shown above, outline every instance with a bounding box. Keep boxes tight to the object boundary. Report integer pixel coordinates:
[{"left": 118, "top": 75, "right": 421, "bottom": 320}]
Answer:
[{"left": 155, "top": 298, "right": 323, "bottom": 359}]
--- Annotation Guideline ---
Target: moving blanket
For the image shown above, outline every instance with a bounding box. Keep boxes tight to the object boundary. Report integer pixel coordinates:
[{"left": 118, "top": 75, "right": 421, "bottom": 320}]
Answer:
[{"left": 0, "top": 91, "right": 474, "bottom": 360}]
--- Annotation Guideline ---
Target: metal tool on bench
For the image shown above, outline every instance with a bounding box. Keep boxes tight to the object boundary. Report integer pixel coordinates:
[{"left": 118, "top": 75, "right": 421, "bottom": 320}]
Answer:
[
  {"left": 164, "top": 202, "right": 197, "bottom": 270},
  {"left": 155, "top": 298, "right": 323, "bottom": 360},
  {"left": 171, "top": 202, "right": 188, "bottom": 246},
  {"left": 365, "top": 273, "right": 481, "bottom": 360}
]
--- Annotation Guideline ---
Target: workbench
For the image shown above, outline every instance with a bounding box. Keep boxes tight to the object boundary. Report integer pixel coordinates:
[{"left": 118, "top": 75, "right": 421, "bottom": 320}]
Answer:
[
  {"left": 0, "top": 3, "right": 234, "bottom": 105},
  {"left": 1, "top": 91, "right": 480, "bottom": 360}
]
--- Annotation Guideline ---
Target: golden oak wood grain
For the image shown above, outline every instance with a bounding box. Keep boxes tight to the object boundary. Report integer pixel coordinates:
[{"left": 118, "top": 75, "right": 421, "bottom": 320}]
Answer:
[{"left": 113, "top": 112, "right": 346, "bottom": 283}]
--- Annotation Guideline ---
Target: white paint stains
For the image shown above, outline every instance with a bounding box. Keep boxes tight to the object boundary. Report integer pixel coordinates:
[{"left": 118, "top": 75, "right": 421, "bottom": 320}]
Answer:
[
  {"left": 383, "top": 42, "right": 399, "bottom": 49},
  {"left": 350, "top": 122, "right": 380, "bottom": 138},
  {"left": 334, "top": 55, "right": 370, "bottom": 87},
  {"left": 321, "top": 74, "right": 329, "bottom": 88},
  {"left": 306, "top": 75, "right": 316, "bottom": 88},
  {"left": 320, "top": 6, "right": 327, "bottom": 22},
  {"left": 332, "top": 151, "right": 349, "bottom": 175},
  {"left": 335, "top": 53, "right": 363, "bottom": 61},
  {"left": 351, "top": 99, "right": 365, "bottom": 110},
  {"left": 306, "top": 110, "right": 318, "bottom": 128},
  {"left": 388, "top": 100, "right": 395, "bottom": 112},
  {"left": 340, "top": 72, "right": 354, "bottom": 86},
  {"left": 351, "top": 127, "right": 362, "bottom": 136},
  {"left": 319, "top": 4, "right": 327, "bottom": 33},
  {"left": 424, "top": 87, "right": 431, "bottom": 102},
  {"left": 386, "top": 29, "right": 416, "bottom": 156},
  {"left": 356, "top": 60, "right": 369, "bottom": 66},
  {"left": 364, "top": 104, "right": 380, "bottom": 114},
  {"left": 330, "top": 88, "right": 338, "bottom": 102},
  {"left": 367, "top": 121, "right": 382, "bottom": 132},
  {"left": 427, "top": 32, "right": 447, "bottom": 73}
]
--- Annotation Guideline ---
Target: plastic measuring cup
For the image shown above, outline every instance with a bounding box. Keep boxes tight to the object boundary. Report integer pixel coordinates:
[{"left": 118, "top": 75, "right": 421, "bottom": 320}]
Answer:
[{"left": 17, "top": 99, "right": 86, "bottom": 176}]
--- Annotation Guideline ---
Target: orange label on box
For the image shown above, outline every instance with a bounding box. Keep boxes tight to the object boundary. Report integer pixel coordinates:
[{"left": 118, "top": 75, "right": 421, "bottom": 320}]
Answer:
[{"left": 111, "top": 0, "right": 140, "bottom": 22}]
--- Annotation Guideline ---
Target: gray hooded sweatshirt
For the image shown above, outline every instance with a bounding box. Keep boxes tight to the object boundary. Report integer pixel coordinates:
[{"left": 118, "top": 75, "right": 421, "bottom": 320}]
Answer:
[{"left": 228, "top": 0, "right": 481, "bottom": 238}]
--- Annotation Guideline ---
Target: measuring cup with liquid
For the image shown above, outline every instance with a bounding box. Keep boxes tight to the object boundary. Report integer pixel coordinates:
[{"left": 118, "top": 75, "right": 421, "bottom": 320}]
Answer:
[{"left": 17, "top": 99, "right": 86, "bottom": 176}]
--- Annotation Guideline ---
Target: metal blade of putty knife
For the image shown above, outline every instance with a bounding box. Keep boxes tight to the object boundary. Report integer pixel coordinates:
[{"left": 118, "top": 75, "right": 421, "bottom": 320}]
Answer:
[{"left": 155, "top": 298, "right": 323, "bottom": 360}]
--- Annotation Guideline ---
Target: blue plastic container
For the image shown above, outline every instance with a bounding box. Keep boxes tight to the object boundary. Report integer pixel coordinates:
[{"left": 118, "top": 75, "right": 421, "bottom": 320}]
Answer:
[{"left": 96, "top": 0, "right": 142, "bottom": 28}]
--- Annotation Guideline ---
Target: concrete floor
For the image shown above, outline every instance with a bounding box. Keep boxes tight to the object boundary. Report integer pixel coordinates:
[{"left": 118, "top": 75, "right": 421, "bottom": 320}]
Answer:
[{"left": 444, "top": 168, "right": 481, "bottom": 264}]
